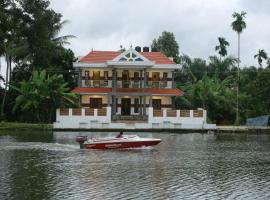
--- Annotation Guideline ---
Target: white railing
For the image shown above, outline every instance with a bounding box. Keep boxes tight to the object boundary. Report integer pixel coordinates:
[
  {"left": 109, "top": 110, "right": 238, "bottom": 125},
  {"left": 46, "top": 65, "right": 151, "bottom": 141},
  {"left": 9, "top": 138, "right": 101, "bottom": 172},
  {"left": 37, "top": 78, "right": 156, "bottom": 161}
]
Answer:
[{"left": 54, "top": 107, "right": 213, "bottom": 129}]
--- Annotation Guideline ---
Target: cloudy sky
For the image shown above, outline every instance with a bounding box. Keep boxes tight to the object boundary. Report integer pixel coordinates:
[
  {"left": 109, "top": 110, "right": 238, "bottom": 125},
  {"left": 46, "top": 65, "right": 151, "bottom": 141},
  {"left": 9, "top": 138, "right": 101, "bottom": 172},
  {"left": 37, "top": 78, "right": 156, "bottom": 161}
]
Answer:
[
  {"left": 0, "top": 0, "right": 269, "bottom": 78},
  {"left": 48, "top": 0, "right": 270, "bottom": 67}
]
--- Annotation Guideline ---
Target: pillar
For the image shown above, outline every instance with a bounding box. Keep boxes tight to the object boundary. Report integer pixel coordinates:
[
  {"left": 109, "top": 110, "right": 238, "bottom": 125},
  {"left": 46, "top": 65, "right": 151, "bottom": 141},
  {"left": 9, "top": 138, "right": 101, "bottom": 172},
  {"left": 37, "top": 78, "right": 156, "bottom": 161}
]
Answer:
[
  {"left": 78, "top": 68, "right": 82, "bottom": 87},
  {"left": 143, "top": 68, "right": 147, "bottom": 88},
  {"left": 143, "top": 96, "right": 146, "bottom": 116},
  {"left": 140, "top": 70, "right": 143, "bottom": 88},
  {"left": 139, "top": 96, "right": 142, "bottom": 115},
  {"left": 172, "top": 70, "right": 176, "bottom": 88},
  {"left": 112, "top": 68, "right": 116, "bottom": 91},
  {"left": 149, "top": 96, "right": 152, "bottom": 107}
]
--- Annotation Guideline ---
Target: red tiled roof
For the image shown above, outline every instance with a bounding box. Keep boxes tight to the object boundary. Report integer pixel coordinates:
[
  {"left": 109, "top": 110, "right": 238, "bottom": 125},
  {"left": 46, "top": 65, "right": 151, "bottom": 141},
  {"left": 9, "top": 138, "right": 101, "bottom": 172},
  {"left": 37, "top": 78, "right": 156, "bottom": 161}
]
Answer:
[
  {"left": 79, "top": 50, "right": 175, "bottom": 64},
  {"left": 72, "top": 87, "right": 183, "bottom": 96},
  {"left": 72, "top": 87, "right": 112, "bottom": 93},
  {"left": 146, "top": 88, "right": 183, "bottom": 96},
  {"left": 141, "top": 52, "right": 175, "bottom": 64},
  {"left": 79, "top": 51, "right": 121, "bottom": 63}
]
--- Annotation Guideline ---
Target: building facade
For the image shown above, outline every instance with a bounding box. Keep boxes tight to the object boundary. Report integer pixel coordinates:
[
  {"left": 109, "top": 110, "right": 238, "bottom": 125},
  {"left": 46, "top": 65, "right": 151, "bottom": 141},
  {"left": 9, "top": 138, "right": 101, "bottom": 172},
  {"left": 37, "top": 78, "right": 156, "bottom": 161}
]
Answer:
[{"left": 54, "top": 47, "right": 215, "bottom": 130}]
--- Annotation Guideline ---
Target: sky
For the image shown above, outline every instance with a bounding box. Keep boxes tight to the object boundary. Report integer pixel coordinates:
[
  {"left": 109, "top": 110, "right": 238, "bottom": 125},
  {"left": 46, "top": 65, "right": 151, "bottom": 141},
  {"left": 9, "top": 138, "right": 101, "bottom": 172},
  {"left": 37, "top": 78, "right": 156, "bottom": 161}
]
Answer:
[
  {"left": 1, "top": 0, "right": 270, "bottom": 80},
  {"left": 47, "top": 0, "right": 270, "bottom": 67}
]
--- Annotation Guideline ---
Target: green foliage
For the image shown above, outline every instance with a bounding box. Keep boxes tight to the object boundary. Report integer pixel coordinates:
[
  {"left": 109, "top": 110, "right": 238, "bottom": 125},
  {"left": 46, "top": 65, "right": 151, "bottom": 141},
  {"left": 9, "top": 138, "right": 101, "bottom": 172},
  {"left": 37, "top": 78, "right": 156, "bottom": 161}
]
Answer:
[
  {"left": 151, "top": 31, "right": 180, "bottom": 63},
  {"left": 231, "top": 11, "right": 247, "bottom": 33},
  {"left": 215, "top": 37, "right": 230, "bottom": 58},
  {"left": 254, "top": 49, "right": 268, "bottom": 67},
  {"left": 11, "top": 70, "right": 78, "bottom": 123}
]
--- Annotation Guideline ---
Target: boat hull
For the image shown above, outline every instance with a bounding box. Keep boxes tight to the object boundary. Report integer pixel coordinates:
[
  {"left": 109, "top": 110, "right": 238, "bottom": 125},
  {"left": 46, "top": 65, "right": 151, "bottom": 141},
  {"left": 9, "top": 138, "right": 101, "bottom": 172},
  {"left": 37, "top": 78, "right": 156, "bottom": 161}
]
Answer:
[{"left": 83, "top": 140, "right": 161, "bottom": 149}]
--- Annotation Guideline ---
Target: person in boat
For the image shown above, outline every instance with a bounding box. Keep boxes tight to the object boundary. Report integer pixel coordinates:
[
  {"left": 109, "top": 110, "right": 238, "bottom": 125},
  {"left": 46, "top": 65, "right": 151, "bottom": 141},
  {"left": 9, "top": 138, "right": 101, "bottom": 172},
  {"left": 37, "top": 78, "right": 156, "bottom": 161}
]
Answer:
[{"left": 116, "top": 131, "right": 123, "bottom": 138}]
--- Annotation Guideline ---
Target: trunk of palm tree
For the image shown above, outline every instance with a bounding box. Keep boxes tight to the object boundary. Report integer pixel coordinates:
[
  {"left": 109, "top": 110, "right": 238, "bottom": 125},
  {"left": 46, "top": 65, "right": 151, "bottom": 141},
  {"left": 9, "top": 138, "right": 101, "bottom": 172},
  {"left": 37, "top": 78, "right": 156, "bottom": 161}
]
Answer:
[
  {"left": 1, "top": 55, "right": 10, "bottom": 120},
  {"left": 9, "top": 56, "right": 11, "bottom": 82},
  {"left": 236, "top": 33, "right": 240, "bottom": 125}
]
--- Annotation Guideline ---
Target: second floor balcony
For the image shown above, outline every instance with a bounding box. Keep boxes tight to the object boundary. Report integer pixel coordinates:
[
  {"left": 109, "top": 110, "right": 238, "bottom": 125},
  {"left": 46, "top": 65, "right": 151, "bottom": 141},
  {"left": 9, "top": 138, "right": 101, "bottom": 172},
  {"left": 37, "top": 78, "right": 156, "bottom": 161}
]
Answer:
[{"left": 81, "top": 79, "right": 171, "bottom": 88}]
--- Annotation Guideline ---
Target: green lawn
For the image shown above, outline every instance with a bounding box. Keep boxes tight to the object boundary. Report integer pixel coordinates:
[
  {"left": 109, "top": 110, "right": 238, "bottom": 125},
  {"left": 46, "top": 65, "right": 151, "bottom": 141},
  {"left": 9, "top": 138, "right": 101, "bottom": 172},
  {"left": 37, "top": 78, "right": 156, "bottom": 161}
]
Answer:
[{"left": 0, "top": 122, "right": 53, "bottom": 131}]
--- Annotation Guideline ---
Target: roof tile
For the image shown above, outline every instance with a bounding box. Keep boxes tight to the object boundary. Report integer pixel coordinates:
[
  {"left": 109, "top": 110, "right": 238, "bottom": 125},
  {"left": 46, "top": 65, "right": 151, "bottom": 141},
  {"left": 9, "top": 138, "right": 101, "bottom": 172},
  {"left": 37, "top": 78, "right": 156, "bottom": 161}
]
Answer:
[{"left": 79, "top": 50, "right": 176, "bottom": 64}]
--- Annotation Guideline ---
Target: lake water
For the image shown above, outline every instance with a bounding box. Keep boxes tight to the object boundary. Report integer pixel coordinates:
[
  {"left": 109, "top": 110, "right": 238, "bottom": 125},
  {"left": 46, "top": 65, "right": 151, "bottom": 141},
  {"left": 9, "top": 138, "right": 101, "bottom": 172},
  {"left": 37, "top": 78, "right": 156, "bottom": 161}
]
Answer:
[{"left": 1, "top": 131, "right": 270, "bottom": 200}]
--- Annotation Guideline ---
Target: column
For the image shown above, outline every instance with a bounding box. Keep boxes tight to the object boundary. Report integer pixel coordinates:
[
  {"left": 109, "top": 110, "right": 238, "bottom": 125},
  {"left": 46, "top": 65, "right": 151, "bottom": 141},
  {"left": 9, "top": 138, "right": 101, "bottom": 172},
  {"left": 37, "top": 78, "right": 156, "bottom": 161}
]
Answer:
[
  {"left": 143, "top": 68, "right": 147, "bottom": 88},
  {"left": 140, "top": 70, "right": 143, "bottom": 88},
  {"left": 149, "top": 95, "right": 152, "bottom": 107},
  {"left": 78, "top": 68, "right": 82, "bottom": 87},
  {"left": 112, "top": 68, "right": 116, "bottom": 91},
  {"left": 143, "top": 96, "right": 146, "bottom": 116},
  {"left": 139, "top": 96, "right": 142, "bottom": 115},
  {"left": 172, "top": 70, "right": 176, "bottom": 88},
  {"left": 112, "top": 96, "right": 117, "bottom": 115}
]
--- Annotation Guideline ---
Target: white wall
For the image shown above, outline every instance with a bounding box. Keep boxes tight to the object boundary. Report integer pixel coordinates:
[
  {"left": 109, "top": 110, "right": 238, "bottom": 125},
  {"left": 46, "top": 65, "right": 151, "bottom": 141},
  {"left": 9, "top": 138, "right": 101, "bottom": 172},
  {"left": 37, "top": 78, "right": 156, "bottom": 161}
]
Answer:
[{"left": 54, "top": 107, "right": 216, "bottom": 130}]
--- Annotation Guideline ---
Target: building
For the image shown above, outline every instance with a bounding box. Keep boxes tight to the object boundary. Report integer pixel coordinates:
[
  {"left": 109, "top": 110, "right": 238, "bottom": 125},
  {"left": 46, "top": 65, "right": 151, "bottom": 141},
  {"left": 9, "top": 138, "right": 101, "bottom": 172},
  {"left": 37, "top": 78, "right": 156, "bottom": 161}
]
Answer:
[{"left": 54, "top": 47, "right": 215, "bottom": 130}]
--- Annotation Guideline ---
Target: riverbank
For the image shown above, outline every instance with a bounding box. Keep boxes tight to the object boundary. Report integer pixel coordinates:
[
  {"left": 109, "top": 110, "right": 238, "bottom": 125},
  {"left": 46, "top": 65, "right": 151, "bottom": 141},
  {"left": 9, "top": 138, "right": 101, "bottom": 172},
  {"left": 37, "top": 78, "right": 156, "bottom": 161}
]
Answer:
[
  {"left": 0, "top": 122, "right": 53, "bottom": 131},
  {"left": 53, "top": 126, "right": 270, "bottom": 134},
  {"left": 1, "top": 122, "right": 269, "bottom": 134}
]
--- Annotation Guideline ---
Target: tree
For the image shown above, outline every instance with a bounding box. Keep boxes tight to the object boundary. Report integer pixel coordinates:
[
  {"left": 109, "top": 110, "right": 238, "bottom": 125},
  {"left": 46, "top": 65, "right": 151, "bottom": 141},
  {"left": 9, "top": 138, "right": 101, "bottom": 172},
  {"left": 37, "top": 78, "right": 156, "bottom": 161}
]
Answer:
[
  {"left": 176, "top": 74, "right": 235, "bottom": 124},
  {"left": 254, "top": 49, "right": 268, "bottom": 67},
  {"left": 208, "top": 55, "right": 237, "bottom": 80},
  {"left": 151, "top": 31, "right": 180, "bottom": 62},
  {"left": 215, "top": 37, "right": 230, "bottom": 60},
  {"left": 231, "top": 11, "right": 247, "bottom": 125},
  {"left": 12, "top": 70, "right": 78, "bottom": 123}
]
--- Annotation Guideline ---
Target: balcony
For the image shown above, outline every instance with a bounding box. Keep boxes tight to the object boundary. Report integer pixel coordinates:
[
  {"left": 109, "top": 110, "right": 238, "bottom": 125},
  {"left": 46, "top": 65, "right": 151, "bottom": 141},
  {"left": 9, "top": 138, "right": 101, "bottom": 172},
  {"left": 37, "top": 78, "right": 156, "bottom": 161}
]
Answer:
[
  {"left": 82, "top": 80, "right": 109, "bottom": 87},
  {"left": 146, "top": 81, "right": 168, "bottom": 88},
  {"left": 81, "top": 79, "right": 169, "bottom": 89}
]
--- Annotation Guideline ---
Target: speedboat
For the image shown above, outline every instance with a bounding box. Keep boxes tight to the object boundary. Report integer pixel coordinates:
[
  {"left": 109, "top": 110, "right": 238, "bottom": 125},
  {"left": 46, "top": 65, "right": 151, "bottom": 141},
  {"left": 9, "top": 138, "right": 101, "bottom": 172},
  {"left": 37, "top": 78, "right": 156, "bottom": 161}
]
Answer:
[{"left": 76, "top": 134, "right": 161, "bottom": 149}]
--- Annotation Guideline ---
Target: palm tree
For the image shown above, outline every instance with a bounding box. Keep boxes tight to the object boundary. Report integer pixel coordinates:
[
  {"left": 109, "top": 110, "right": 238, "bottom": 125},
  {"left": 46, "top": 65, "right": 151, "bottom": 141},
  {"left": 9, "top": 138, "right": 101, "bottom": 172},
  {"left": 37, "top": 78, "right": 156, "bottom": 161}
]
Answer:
[
  {"left": 209, "top": 55, "right": 237, "bottom": 80},
  {"left": 231, "top": 11, "right": 247, "bottom": 125},
  {"left": 215, "top": 37, "right": 230, "bottom": 60},
  {"left": 12, "top": 70, "right": 78, "bottom": 122},
  {"left": 254, "top": 49, "right": 268, "bottom": 66}
]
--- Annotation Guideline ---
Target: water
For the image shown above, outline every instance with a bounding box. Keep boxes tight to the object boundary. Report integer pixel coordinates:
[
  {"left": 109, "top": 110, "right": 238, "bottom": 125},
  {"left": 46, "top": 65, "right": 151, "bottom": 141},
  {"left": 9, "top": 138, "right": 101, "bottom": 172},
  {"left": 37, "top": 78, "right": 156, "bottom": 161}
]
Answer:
[{"left": 1, "top": 131, "right": 270, "bottom": 200}]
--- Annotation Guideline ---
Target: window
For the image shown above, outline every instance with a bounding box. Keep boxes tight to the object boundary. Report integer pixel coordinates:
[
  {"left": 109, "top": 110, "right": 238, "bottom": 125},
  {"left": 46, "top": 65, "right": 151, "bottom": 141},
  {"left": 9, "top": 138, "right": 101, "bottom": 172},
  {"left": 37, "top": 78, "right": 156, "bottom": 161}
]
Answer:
[
  {"left": 152, "top": 72, "right": 160, "bottom": 87},
  {"left": 152, "top": 99, "right": 161, "bottom": 110},
  {"left": 162, "top": 72, "right": 168, "bottom": 87},
  {"left": 134, "top": 98, "right": 139, "bottom": 113},
  {"left": 90, "top": 98, "right": 102, "bottom": 109},
  {"left": 152, "top": 72, "right": 160, "bottom": 81},
  {"left": 93, "top": 71, "right": 100, "bottom": 80},
  {"left": 134, "top": 72, "right": 139, "bottom": 81},
  {"left": 85, "top": 71, "right": 90, "bottom": 80},
  {"left": 122, "top": 70, "right": 129, "bottom": 88},
  {"left": 119, "top": 51, "right": 144, "bottom": 62},
  {"left": 93, "top": 71, "right": 100, "bottom": 87}
]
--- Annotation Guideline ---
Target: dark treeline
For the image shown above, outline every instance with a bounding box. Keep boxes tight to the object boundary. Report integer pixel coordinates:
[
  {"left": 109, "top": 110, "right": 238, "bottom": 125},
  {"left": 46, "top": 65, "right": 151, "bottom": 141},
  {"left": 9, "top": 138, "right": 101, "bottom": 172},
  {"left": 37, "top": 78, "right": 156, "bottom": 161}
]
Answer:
[
  {"left": 152, "top": 29, "right": 270, "bottom": 125},
  {"left": 0, "top": 0, "right": 78, "bottom": 123},
  {"left": 0, "top": 1, "right": 269, "bottom": 125}
]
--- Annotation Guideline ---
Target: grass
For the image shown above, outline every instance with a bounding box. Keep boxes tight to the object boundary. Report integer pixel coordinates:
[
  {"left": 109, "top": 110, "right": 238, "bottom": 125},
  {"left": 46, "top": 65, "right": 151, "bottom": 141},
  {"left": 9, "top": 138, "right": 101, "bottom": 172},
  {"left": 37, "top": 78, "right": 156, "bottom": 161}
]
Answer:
[{"left": 0, "top": 122, "right": 53, "bottom": 131}]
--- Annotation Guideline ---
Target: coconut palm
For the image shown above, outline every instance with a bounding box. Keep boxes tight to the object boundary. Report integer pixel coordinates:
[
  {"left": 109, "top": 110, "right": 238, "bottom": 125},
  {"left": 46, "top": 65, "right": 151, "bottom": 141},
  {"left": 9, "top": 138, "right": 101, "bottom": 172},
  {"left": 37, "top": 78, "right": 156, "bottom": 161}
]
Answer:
[
  {"left": 215, "top": 37, "right": 230, "bottom": 60},
  {"left": 254, "top": 49, "right": 268, "bottom": 66},
  {"left": 231, "top": 11, "right": 247, "bottom": 125}
]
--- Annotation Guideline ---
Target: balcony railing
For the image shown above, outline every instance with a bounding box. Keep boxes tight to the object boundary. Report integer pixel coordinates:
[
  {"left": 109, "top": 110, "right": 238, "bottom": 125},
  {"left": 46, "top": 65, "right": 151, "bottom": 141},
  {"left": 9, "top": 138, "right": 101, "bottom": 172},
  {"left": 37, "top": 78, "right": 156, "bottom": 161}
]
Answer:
[
  {"left": 82, "top": 80, "right": 169, "bottom": 88},
  {"left": 146, "top": 81, "right": 167, "bottom": 88},
  {"left": 83, "top": 80, "right": 109, "bottom": 87}
]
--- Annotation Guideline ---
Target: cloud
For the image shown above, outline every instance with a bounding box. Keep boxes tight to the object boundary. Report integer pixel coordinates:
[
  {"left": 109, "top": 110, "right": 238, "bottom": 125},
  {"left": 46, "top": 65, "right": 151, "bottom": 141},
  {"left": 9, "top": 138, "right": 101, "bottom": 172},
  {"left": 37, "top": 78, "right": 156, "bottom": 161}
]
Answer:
[{"left": 45, "top": 0, "right": 270, "bottom": 66}]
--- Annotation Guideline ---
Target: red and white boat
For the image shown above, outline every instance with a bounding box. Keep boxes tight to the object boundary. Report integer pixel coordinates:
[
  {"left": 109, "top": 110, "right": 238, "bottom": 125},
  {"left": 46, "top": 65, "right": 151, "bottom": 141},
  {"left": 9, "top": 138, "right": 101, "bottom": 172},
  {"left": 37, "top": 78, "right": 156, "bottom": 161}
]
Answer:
[{"left": 76, "top": 134, "right": 161, "bottom": 149}]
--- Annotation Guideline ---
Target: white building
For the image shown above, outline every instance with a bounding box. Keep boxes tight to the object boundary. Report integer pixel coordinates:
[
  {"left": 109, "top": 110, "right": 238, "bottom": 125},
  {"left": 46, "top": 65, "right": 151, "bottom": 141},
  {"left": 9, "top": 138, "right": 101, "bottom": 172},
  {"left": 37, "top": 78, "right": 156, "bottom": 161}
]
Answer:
[{"left": 54, "top": 47, "right": 216, "bottom": 130}]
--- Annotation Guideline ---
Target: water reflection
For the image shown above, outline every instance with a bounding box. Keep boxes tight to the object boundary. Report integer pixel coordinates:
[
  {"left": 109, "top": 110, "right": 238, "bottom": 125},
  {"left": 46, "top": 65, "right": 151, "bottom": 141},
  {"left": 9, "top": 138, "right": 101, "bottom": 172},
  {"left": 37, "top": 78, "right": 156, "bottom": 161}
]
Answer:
[{"left": 1, "top": 132, "right": 270, "bottom": 199}]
